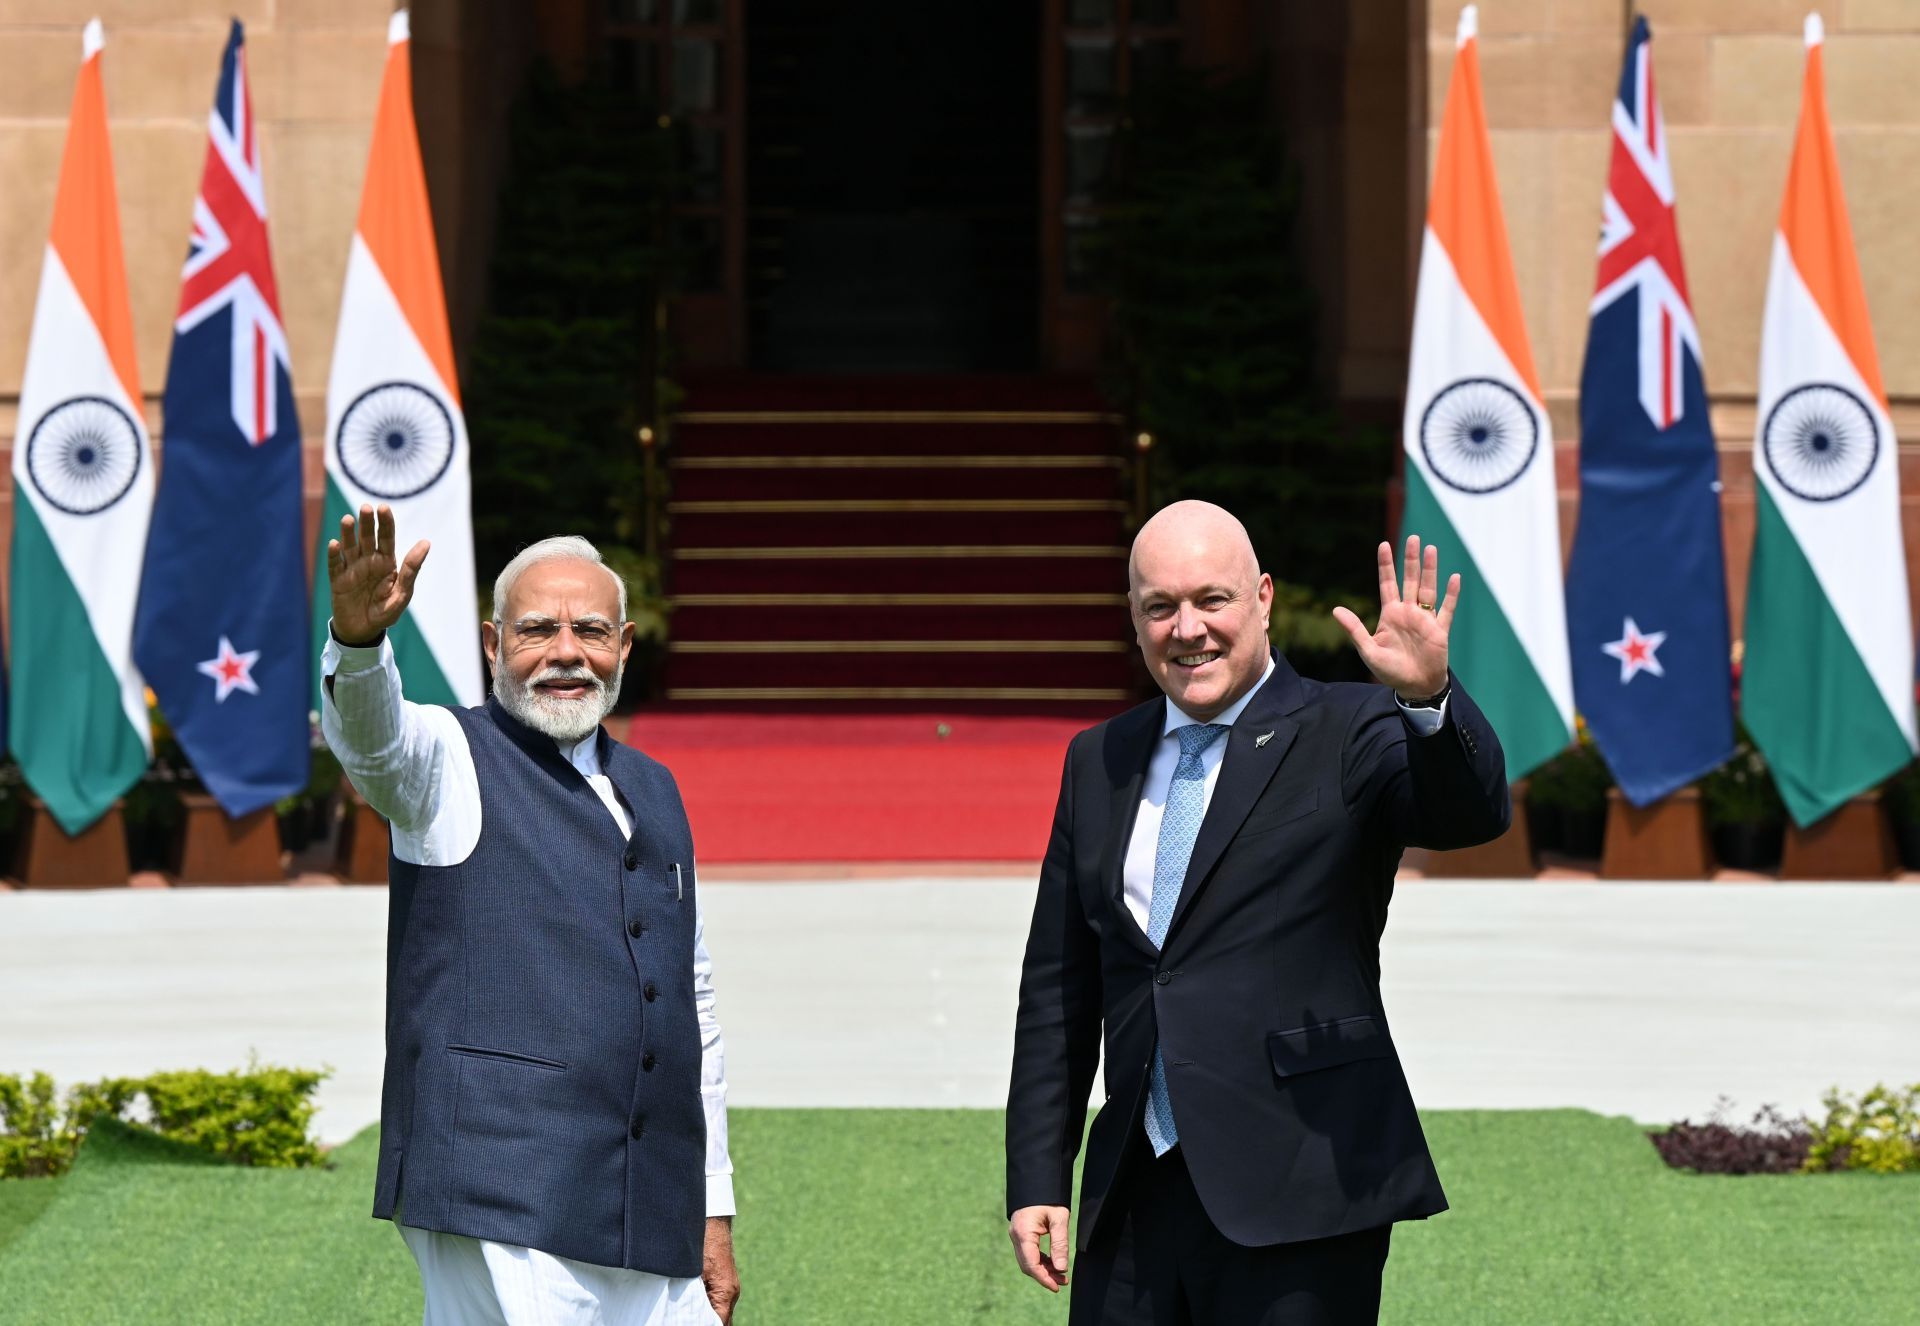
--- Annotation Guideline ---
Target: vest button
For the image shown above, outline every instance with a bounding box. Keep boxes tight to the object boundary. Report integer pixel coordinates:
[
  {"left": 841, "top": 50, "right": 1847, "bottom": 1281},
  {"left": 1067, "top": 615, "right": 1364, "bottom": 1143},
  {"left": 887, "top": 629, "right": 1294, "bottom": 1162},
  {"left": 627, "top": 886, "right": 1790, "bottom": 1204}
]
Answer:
[
  {"left": 630, "top": 1118, "right": 645, "bottom": 1140},
  {"left": 623, "top": 850, "right": 638, "bottom": 871},
  {"left": 643, "top": 983, "right": 658, "bottom": 1002},
  {"left": 628, "top": 919, "right": 644, "bottom": 938},
  {"left": 642, "top": 1053, "right": 656, "bottom": 1072}
]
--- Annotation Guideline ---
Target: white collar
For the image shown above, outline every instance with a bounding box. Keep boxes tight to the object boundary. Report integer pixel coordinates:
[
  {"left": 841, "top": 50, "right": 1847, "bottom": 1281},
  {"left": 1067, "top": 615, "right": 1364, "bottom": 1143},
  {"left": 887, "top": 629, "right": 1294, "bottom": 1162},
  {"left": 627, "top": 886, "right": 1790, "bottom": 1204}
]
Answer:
[
  {"left": 560, "top": 730, "right": 604, "bottom": 778},
  {"left": 1162, "top": 653, "right": 1277, "bottom": 737}
]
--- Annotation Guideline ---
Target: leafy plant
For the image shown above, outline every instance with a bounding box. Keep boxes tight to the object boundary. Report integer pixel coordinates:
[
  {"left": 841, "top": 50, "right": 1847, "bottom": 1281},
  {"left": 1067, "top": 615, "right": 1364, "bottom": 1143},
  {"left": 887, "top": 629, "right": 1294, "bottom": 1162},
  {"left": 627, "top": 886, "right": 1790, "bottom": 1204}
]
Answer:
[
  {"left": 1698, "top": 725, "right": 1787, "bottom": 828},
  {"left": 0, "top": 1062, "right": 327, "bottom": 1180},
  {"left": 1806, "top": 1083, "right": 1920, "bottom": 1174},
  {"left": 1880, "top": 761, "right": 1920, "bottom": 825},
  {"left": 1525, "top": 722, "right": 1613, "bottom": 814},
  {"left": 1097, "top": 64, "right": 1390, "bottom": 610},
  {"left": 1649, "top": 1098, "right": 1812, "bottom": 1175},
  {"left": 466, "top": 60, "right": 681, "bottom": 687}
]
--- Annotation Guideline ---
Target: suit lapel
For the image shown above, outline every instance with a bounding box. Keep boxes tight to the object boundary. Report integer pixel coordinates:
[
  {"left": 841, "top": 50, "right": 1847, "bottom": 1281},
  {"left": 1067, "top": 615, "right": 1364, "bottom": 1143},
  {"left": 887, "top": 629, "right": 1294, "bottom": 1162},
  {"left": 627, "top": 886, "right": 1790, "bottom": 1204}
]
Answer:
[
  {"left": 1164, "top": 651, "right": 1306, "bottom": 944},
  {"left": 1099, "top": 701, "right": 1161, "bottom": 958}
]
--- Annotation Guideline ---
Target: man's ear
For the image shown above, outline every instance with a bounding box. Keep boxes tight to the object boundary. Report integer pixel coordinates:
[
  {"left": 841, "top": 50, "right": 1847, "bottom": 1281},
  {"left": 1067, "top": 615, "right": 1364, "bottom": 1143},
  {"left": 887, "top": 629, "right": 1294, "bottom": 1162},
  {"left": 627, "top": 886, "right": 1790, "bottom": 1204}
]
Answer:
[
  {"left": 481, "top": 620, "right": 499, "bottom": 670},
  {"left": 620, "top": 621, "right": 636, "bottom": 667}
]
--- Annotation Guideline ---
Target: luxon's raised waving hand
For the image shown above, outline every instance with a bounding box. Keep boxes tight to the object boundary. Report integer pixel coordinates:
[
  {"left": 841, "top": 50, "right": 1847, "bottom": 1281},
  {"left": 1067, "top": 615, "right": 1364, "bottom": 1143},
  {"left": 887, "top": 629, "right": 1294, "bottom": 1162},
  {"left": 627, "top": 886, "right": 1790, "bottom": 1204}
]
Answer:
[
  {"left": 1330, "top": 535, "right": 1459, "bottom": 700},
  {"left": 327, "top": 503, "right": 430, "bottom": 647}
]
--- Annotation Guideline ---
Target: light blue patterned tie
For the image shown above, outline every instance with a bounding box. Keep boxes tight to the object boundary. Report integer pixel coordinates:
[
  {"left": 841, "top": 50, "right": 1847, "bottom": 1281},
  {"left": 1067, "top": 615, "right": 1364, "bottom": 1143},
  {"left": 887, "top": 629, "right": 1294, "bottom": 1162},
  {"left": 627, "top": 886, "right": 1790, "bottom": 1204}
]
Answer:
[{"left": 1143, "top": 721, "right": 1227, "bottom": 1156}]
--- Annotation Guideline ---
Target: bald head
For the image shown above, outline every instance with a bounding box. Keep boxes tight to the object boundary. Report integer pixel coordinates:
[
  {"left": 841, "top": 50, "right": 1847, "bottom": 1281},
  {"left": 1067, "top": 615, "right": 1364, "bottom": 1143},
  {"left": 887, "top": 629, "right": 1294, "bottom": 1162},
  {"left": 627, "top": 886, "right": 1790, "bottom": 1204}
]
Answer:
[
  {"left": 1128, "top": 501, "right": 1274, "bottom": 722},
  {"left": 1128, "top": 500, "right": 1260, "bottom": 596}
]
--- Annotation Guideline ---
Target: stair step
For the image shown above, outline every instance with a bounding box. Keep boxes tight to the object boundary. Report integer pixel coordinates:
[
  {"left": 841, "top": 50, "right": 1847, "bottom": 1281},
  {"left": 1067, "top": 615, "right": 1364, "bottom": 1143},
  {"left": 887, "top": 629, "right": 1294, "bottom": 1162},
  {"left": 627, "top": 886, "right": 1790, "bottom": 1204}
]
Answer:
[
  {"left": 672, "top": 552, "right": 1126, "bottom": 595},
  {"left": 661, "top": 686, "right": 1133, "bottom": 704},
  {"left": 670, "top": 463, "right": 1120, "bottom": 502},
  {"left": 669, "top": 600, "right": 1127, "bottom": 641},
  {"left": 663, "top": 647, "right": 1138, "bottom": 691},
  {"left": 669, "top": 505, "right": 1127, "bottom": 549},
  {"left": 673, "top": 421, "right": 1122, "bottom": 457}
]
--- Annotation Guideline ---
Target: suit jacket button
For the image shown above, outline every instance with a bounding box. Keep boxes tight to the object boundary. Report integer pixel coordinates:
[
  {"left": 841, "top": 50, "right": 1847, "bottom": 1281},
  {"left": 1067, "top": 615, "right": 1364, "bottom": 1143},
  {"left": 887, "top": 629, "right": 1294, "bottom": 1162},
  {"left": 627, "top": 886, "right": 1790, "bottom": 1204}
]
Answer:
[
  {"left": 642, "top": 1053, "right": 656, "bottom": 1072},
  {"left": 644, "top": 982, "right": 658, "bottom": 1002},
  {"left": 628, "top": 919, "right": 644, "bottom": 938},
  {"left": 630, "top": 1118, "right": 645, "bottom": 1139},
  {"left": 1155, "top": 972, "right": 1171, "bottom": 985}
]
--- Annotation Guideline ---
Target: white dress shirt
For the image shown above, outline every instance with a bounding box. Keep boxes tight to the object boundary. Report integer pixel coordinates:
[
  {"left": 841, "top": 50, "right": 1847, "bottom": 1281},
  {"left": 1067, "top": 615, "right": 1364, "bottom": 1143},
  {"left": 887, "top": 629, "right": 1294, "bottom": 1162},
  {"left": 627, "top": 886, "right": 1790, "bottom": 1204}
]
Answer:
[
  {"left": 1121, "top": 658, "right": 1449, "bottom": 935},
  {"left": 321, "top": 631, "right": 730, "bottom": 1326}
]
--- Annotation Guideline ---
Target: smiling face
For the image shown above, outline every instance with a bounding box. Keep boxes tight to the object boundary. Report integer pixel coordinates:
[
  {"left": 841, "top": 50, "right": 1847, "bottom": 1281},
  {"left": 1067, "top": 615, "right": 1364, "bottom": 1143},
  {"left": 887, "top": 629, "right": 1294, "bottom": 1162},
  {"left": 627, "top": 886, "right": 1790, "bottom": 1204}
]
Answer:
[
  {"left": 480, "top": 557, "right": 634, "bottom": 743},
  {"left": 1128, "top": 501, "right": 1273, "bottom": 722}
]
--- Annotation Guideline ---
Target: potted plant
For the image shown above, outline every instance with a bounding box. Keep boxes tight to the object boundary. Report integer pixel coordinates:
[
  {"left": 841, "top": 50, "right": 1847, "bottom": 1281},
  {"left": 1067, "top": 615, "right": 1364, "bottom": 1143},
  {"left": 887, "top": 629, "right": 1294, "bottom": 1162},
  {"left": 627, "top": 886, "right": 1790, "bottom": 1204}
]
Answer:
[
  {"left": 1699, "top": 727, "right": 1787, "bottom": 871},
  {"left": 1880, "top": 760, "right": 1920, "bottom": 872},
  {"left": 1525, "top": 720, "right": 1612, "bottom": 860},
  {"left": 122, "top": 696, "right": 190, "bottom": 873}
]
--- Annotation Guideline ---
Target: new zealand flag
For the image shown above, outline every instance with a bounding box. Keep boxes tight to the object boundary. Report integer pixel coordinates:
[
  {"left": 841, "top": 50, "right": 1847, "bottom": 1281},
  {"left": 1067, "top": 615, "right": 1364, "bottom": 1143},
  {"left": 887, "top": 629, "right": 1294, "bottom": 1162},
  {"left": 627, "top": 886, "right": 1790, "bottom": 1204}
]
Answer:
[
  {"left": 134, "top": 21, "right": 309, "bottom": 818},
  {"left": 1567, "top": 17, "right": 1734, "bottom": 806}
]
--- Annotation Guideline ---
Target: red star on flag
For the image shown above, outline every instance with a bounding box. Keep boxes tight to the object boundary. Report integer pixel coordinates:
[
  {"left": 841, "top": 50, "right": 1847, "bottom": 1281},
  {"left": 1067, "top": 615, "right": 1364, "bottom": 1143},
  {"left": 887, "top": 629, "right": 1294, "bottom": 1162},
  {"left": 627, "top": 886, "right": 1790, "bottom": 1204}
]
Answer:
[
  {"left": 196, "top": 635, "right": 261, "bottom": 703},
  {"left": 1601, "top": 616, "right": 1666, "bottom": 684}
]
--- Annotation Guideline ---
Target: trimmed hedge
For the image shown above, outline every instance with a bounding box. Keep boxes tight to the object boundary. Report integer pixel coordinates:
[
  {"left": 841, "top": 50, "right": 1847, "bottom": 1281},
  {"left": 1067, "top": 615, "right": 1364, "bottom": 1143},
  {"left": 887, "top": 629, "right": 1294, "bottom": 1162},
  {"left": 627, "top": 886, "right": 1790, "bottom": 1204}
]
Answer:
[{"left": 0, "top": 1063, "right": 327, "bottom": 1180}]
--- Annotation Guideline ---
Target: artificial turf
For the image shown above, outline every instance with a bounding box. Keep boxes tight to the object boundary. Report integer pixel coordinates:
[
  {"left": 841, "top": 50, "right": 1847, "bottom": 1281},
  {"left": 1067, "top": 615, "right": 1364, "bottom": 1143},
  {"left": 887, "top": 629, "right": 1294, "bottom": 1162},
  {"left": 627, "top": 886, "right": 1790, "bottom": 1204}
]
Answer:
[{"left": 0, "top": 1109, "right": 1911, "bottom": 1324}]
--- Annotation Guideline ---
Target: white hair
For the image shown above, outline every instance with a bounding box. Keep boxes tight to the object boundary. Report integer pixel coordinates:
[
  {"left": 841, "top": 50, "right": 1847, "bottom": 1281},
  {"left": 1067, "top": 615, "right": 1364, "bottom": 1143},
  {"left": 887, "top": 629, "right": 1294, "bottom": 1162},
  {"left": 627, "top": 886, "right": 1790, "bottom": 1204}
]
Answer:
[{"left": 491, "top": 535, "right": 627, "bottom": 625}]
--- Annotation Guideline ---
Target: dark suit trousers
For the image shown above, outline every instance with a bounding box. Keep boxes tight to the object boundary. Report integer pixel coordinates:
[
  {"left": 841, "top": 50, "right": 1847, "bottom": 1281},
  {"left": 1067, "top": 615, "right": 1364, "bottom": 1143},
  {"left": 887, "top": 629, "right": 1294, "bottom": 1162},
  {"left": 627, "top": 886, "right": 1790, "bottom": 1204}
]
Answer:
[{"left": 1069, "top": 1138, "right": 1391, "bottom": 1326}]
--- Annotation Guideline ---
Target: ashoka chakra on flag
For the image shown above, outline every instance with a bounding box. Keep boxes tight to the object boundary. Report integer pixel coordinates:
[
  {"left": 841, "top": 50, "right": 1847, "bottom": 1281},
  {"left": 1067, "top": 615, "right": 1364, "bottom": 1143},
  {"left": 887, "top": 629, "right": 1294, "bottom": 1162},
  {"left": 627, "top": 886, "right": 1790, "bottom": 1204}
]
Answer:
[
  {"left": 26, "top": 395, "right": 144, "bottom": 516},
  {"left": 334, "top": 380, "right": 456, "bottom": 499},
  {"left": 1762, "top": 382, "right": 1879, "bottom": 503},
  {"left": 1419, "top": 376, "right": 1538, "bottom": 494}
]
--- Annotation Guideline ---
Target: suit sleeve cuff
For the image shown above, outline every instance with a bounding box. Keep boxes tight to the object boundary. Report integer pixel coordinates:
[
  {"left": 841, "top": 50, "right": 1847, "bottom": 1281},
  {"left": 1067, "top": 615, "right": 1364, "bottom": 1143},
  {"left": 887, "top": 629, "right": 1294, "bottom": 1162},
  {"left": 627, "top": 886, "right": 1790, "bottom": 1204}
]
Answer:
[{"left": 706, "top": 1173, "right": 737, "bottom": 1218}]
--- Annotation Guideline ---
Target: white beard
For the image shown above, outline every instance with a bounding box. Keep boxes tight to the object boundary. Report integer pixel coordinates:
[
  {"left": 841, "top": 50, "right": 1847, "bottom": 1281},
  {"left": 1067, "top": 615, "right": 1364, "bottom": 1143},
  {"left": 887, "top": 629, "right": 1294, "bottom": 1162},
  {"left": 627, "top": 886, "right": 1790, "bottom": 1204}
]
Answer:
[{"left": 494, "top": 660, "right": 624, "bottom": 744}]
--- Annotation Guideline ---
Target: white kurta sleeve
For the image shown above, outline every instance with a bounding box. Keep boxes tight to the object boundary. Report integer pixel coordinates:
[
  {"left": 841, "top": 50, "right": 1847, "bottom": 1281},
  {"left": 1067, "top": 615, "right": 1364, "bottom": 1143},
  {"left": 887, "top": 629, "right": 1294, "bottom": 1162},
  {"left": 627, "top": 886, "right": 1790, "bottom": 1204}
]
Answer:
[
  {"left": 694, "top": 889, "right": 736, "bottom": 1217},
  {"left": 319, "top": 626, "right": 473, "bottom": 861}
]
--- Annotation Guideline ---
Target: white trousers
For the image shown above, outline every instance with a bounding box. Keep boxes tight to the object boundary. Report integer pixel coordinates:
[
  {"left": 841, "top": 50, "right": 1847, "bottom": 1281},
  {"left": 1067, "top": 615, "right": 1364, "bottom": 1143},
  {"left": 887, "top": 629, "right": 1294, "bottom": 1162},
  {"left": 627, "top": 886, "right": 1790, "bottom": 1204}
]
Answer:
[{"left": 399, "top": 1223, "right": 721, "bottom": 1326}]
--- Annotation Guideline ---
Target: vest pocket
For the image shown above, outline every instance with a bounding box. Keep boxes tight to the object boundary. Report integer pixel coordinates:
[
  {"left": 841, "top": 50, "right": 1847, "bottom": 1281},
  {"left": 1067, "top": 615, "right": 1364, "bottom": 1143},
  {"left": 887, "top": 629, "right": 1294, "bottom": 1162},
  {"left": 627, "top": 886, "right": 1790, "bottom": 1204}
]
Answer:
[{"left": 447, "top": 1043, "right": 569, "bottom": 1073}]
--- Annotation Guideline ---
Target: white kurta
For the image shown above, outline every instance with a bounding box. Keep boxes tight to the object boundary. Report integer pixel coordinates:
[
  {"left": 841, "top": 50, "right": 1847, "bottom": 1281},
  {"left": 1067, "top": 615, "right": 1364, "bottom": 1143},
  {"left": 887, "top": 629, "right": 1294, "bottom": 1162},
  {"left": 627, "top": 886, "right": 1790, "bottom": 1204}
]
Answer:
[{"left": 322, "top": 632, "right": 731, "bottom": 1326}]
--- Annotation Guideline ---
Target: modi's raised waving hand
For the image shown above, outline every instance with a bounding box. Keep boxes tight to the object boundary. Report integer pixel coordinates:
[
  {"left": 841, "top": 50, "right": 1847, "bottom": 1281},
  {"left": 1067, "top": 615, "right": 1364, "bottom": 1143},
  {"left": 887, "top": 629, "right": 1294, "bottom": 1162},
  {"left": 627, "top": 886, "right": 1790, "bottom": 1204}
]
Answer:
[
  {"left": 327, "top": 503, "right": 431, "bottom": 647},
  {"left": 1331, "top": 535, "right": 1459, "bottom": 701}
]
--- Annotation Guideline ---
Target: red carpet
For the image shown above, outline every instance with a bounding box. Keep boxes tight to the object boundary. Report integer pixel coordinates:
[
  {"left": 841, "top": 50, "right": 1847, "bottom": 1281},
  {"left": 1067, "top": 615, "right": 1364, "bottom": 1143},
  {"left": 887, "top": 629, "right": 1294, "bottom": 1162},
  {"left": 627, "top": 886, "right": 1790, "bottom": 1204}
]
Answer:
[{"left": 621, "top": 712, "right": 1104, "bottom": 862}]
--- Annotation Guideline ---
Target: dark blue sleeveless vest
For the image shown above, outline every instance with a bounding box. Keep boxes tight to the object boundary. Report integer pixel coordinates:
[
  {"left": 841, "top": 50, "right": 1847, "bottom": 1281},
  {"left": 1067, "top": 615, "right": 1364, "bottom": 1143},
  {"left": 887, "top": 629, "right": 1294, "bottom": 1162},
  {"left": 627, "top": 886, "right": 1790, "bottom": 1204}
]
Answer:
[{"left": 372, "top": 698, "right": 705, "bottom": 1277}]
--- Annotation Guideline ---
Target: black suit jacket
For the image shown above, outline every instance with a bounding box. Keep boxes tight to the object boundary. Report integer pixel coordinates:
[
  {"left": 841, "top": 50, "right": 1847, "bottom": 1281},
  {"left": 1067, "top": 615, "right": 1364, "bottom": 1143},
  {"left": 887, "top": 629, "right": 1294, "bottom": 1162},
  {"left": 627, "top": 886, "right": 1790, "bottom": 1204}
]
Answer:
[{"left": 1005, "top": 649, "right": 1509, "bottom": 1249}]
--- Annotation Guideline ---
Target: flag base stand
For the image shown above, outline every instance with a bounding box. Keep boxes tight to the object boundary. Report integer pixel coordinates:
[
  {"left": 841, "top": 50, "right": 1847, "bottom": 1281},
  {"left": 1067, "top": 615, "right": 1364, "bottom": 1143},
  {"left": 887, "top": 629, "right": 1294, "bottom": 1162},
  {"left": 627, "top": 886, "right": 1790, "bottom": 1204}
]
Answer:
[
  {"left": 175, "top": 793, "right": 286, "bottom": 885},
  {"left": 1600, "top": 787, "right": 1711, "bottom": 880},
  {"left": 1780, "top": 797, "right": 1899, "bottom": 879},
  {"left": 333, "top": 783, "right": 389, "bottom": 884},
  {"left": 1424, "top": 782, "right": 1535, "bottom": 878},
  {"left": 14, "top": 798, "right": 131, "bottom": 889}
]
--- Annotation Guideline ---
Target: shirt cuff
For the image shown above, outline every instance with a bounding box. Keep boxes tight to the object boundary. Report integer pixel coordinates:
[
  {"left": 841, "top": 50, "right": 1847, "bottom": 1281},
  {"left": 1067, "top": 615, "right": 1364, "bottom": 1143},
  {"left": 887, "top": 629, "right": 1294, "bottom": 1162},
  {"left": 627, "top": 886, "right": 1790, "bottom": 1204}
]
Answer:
[
  {"left": 325, "top": 621, "right": 391, "bottom": 675},
  {"left": 1396, "top": 693, "right": 1450, "bottom": 737},
  {"left": 705, "top": 1173, "right": 737, "bottom": 1218}
]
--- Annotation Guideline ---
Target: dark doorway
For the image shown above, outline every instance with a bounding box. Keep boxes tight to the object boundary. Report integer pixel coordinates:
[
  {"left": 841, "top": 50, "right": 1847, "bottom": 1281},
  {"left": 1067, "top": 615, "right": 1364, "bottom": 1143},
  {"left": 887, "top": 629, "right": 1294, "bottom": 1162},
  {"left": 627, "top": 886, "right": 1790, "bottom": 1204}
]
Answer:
[{"left": 746, "top": 1, "right": 1039, "bottom": 372}]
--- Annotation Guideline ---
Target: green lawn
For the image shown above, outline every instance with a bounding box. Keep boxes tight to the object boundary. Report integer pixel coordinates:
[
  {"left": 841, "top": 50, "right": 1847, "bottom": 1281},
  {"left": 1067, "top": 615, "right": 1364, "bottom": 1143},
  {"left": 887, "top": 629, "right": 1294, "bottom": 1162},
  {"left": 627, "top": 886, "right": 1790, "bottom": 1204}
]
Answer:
[{"left": 0, "top": 1110, "right": 1911, "bottom": 1324}]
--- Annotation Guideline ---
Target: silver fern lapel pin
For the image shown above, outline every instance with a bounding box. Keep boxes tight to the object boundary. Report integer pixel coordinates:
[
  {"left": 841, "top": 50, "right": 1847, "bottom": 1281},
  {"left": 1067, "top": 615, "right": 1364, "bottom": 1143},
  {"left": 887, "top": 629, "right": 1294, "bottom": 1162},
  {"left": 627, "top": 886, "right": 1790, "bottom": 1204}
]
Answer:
[{"left": 1255, "top": 731, "right": 1275, "bottom": 749}]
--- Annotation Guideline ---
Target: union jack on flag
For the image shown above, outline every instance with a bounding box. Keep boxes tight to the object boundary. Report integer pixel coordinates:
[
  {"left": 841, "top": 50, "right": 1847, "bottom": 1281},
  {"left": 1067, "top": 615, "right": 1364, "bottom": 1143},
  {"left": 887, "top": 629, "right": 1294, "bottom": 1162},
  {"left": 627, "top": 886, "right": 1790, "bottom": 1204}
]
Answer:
[
  {"left": 173, "top": 22, "right": 287, "bottom": 445},
  {"left": 133, "top": 17, "right": 311, "bottom": 820},
  {"left": 1566, "top": 15, "right": 1735, "bottom": 809},
  {"left": 1591, "top": 17, "right": 1698, "bottom": 431}
]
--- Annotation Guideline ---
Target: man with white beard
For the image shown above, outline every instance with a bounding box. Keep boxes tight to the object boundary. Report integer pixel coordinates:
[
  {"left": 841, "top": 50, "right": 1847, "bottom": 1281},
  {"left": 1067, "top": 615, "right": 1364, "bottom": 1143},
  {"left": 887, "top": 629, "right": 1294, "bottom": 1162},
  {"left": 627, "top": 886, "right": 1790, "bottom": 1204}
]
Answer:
[{"left": 321, "top": 504, "right": 740, "bottom": 1326}]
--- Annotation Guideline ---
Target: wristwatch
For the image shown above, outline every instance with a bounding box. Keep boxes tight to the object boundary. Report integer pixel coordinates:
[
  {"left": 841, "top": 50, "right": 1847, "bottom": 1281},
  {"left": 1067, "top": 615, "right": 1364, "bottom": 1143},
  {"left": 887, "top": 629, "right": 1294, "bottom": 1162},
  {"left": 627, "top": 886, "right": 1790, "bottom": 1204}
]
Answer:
[{"left": 1396, "top": 680, "right": 1452, "bottom": 709}]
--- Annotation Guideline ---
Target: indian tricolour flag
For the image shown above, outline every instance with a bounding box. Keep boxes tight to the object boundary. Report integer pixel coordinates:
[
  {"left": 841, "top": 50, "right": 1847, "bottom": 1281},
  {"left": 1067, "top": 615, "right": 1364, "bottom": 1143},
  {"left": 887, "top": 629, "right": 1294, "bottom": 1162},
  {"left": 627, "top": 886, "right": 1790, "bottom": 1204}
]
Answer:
[
  {"left": 1744, "top": 13, "right": 1916, "bottom": 827},
  {"left": 310, "top": 8, "right": 481, "bottom": 707},
  {"left": 9, "top": 19, "right": 154, "bottom": 834},
  {"left": 1400, "top": 5, "right": 1573, "bottom": 780}
]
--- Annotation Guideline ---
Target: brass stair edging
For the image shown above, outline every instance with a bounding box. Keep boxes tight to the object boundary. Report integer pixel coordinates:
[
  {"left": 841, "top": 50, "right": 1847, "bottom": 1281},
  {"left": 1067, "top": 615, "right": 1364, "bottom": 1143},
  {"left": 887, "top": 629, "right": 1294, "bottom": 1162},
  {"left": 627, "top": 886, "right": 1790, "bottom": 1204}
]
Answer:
[
  {"left": 671, "top": 454, "right": 1125, "bottom": 469},
  {"left": 670, "top": 593, "right": 1127, "bottom": 607},
  {"left": 667, "top": 499, "right": 1127, "bottom": 513},
  {"left": 665, "top": 686, "right": 1133, "bottom": 701},
  {"left": 674, "top": 410, "right": 1121, "bottom": 425},
  {"left": 670, "top": 639, "right": 1130, "bottom": 654},
  {"left": 674, "top": 544, "right": 1128, "bottom": 560}
]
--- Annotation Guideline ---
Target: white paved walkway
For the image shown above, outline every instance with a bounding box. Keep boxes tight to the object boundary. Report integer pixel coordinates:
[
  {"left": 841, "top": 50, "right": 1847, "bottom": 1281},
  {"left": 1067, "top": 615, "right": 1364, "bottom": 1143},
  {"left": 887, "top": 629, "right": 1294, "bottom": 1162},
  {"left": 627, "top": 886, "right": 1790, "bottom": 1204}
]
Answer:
[{"left": 1, "top": 880, "right": 1914, "bottom": 1142}]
